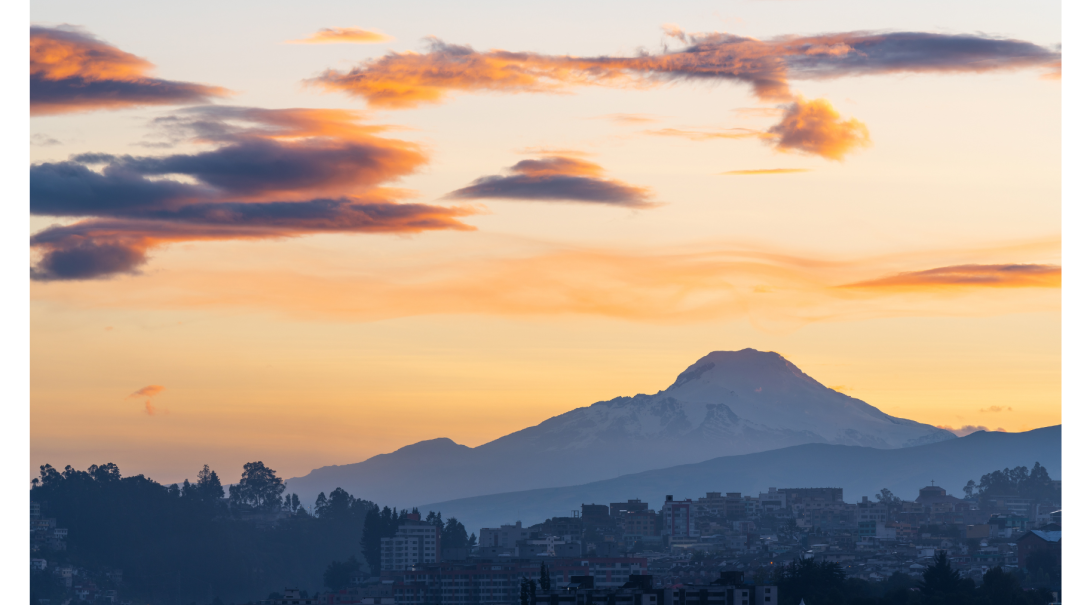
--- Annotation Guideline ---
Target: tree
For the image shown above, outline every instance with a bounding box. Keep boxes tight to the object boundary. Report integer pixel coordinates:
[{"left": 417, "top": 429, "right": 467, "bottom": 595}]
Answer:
[
  {"left": 291, "top": 493, "right": 300, "bottom": 512},
  {"left": 196, "top": 464, "right": 224, "bottom": 500},
  {"left": 360, "top": 505, "right": 399, "bottom": 572},
  {"left": 519, "top": 579, "right": 530, "bottom": 605},
  {"left": 774, "top": 557, "right": 846, "bottom": 605},
  {"left": 963, "top": 480, "right": 976, "bottom": 499},
  {"left": 875, "top": 488, "right": 902, "bottom": 504},
  {"left": 540, "top": 561, "right": 552, "bottom": 591},
  {"left": 468, "top": 532, "right": 477, "bottom": 547},
  {"left": 315, "top": 492, "right": 328, "bottom": 516},
  {"left": 442, "top": 517, "right": 469, "bottom": 549},
  {"left": 918, "top": 550, "right": 974, "bottom": 604},
  {"left": 228, "top": 461, "right": 284, "bottom": 510},
  {"left": 324, "top": 556, "right": 362, "bottom": 591}
]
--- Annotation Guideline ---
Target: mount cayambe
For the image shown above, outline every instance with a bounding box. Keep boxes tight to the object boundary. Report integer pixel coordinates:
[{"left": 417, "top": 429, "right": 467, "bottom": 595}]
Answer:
[{"left": 285, "top": 349, "right": 955, "bottom": 508}]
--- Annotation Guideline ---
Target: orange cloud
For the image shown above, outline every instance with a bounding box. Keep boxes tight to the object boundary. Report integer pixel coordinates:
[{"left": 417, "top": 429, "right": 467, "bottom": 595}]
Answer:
[
  {"left": 721, "top": 168, "right": 811, "bottom": 175},
  {"left": 981, "top": 406, "right": 1013, "bottom": 413},
  {"left": 768, "top": 96, "right": 871, "bottom": 160},
  {"left": 597, "top": 113, "right": 660, "bottom": 125},
  {"left": 127, "top": 385, "right": 166, "bottom": 416},
  {"left": 287, "top": 27, "right": 393, "bottom": 44},
  {"left": 444, "top": 156, "right": 656, "bottom": 208},
  {"left": 33, "top": 235, "right": 1059, "bottom": 333},
  {"left": 30, "top": 26, "right": 227, "bottom": 115},
  {"left": 840, "top": 264, "right": 1061, "bottom": 290},
  {"left": 310, "top": 30, "right": 1059, "bottom": 109},
  {"left": 30, "top": 107, "right": 478, "bottom": 280},
  {"left": 644, "top": 127, "right": 772, "bottom": 141}
]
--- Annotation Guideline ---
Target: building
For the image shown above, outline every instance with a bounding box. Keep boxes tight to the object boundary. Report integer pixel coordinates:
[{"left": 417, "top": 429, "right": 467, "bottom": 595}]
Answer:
[
  {"left": 623, "top": 511, "right": 660, "bottom": 547},
  {"left": 667, "top": 572, "right": 778, "bottom": 605},
  {"left": 479, "top": 521, "right": 532, "bottom": 551},
  {"left": 582, "top": 504, "right": 612, "bottom": 527},
  {"left": 1017, "top": 530, "right": 1061, "bottom": 569},
  {"left": 611, "top": 500, "right": 650, "bottom": 519},
  {"left": 381, "top": 516, "right": 442, "bottom": 571},
  {"left": 265, "top": 588, "right": 319, "bottom": 605},
  {"left": 782, "top": 488, "right": 843, "bottom": 507},
  {"left": 390, "top": 557, "right": 649, "bottom": 605},
  {"left": 757, "top": 489, "right": 786, "bottom": 512},
  {"left": 662, "top": 496, "right": 697, "bottom": 538}
]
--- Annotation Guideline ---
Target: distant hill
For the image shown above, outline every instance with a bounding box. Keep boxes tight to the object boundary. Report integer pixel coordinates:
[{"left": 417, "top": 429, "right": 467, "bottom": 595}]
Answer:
[
  {"left": 420, "top": 425, "right": 1061, "bottom": 535},
  {"left": 286, "top": 349, "right": 954, "bottom": 507}
]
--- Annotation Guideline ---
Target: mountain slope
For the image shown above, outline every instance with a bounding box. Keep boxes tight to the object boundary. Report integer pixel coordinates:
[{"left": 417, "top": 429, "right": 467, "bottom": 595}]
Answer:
[
  {"left": 421, "top": 425, "right": 1061, "bottom": 535},
  {"left": 285, "top": 349, "right": 954, "bottom": 508}
]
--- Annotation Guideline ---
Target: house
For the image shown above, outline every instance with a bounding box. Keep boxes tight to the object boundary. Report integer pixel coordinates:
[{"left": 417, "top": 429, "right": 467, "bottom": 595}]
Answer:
[
  {"left": 1017, "top": 530, "right": 1060, "bottom": 569},
  {"left": 479, "top": 521, "right": 531, "bottom": 551}
]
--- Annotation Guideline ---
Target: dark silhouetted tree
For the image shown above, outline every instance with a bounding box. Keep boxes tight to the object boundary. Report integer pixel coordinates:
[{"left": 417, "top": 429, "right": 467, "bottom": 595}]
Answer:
[
  {"left": 774, "top": 557, "right": 847, "bottom": 605},
  {"left": 963, "top": 480, "right": 976, "bottom": 499},
  {"left": 324, "top": 555, "right": 361, "bottom": 591},
  {"left": 196, "top": 464, "right": 224, "bottom": 500},
  {"left": 540, "top": 561, "right": 551, "bottom": 591},
  {"left": 228, "top": 461, "right": 284, "bottom": 510},
  {"left": 875, "top": 488, "right": 902, "bottom": 504}
]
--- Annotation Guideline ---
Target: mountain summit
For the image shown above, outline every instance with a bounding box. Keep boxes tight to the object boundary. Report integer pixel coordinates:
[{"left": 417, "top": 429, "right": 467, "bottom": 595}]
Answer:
[{"left": 285, "top": 349, "right": 955, "bottom": 507}]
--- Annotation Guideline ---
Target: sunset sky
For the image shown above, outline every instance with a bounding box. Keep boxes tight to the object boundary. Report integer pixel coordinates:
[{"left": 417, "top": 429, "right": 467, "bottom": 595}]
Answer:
[{"left": 28, "top": 0, "right": 1061, "bottom": 486}]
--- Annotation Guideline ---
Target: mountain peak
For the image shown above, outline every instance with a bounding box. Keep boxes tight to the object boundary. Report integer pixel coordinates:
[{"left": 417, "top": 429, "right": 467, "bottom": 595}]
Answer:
[{"left": 668, "top": 349, "right": 807, "bottom": 391}]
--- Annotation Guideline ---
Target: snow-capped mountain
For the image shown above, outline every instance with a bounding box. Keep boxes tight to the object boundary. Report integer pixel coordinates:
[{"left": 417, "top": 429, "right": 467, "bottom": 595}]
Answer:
[{"left": 285, "top": 349, "right": 955, "bottom": 508}]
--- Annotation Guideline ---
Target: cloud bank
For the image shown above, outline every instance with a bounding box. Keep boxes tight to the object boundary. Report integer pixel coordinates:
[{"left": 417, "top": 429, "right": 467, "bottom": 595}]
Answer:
[
  {"left": 30, "top": 26, "right": 228, "bottom": 115},
  {"left": 30, "top": 107, "right": 476, "bottom": 280},
  {"left": 310, "top": 30, "right": 1059, "bottom": 109},
  {"left": 445, "top": 156, "right": 657, "bottom": 208}
]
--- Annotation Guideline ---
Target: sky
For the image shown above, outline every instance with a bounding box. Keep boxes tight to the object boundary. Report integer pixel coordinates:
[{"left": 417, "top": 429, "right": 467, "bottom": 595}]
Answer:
[{"left": 28, "top": 0, "right": 1061, "bottom": 486}]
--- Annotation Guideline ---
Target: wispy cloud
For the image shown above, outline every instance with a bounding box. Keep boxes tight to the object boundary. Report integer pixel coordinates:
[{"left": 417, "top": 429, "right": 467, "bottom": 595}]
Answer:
[
  {"left": 30, "top": 26, "right": 228, "bottom": 115},
  {"left": 309, "top": 29, "right": 1059, "bottom": 109},
  {"left": 721, "top": 168, "right": 811, "bottom": 175},
  {"left": 30, "top": 107, "right": 477, "bottom": 280},
  {"left": 287, "top": 27, "right": 393, "bottom": 45},
  {"left": 127, "top": 385, "right": 166, "bottom": 416},
  {"left": 644, "top": 127, "right": 771, "bottom": 141},
  {"left": 840, "top": 264, "right": 1061, "bottom": 290},
  {"left": 980, "top": 405, "right": 1013, "bottom": 413},
  {"left": 33, "top": 236, "right": 1060, "bottom": 330},
  {"left": 444, "top": 156, "right": 657, "bottom": 208},
  {"left": 596, "top": 113, "right": 660, "bottom": 125},
  {"left": 31, "top": 133, "right": 62, "bottom": 146}
]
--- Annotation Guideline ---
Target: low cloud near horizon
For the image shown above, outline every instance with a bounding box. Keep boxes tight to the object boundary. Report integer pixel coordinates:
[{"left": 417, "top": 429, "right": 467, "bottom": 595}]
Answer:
[
  {"left": 127, "top": 385, "right": 166, "bottom": 416},
  {"left": 840, "top": 264, "right": 1061, "bottom": 290},
  {"left": 938, "top": 424, "right": 1006, "bottom": 437}
]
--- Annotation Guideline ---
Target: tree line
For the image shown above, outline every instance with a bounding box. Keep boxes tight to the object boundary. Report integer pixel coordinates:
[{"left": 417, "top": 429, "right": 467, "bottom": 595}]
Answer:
[
  {"left": 29, "top": 461, "right": 467, "bottom": 604},
  {"left": 774, "top": 552, "right": 1056, "bottom": 605}
]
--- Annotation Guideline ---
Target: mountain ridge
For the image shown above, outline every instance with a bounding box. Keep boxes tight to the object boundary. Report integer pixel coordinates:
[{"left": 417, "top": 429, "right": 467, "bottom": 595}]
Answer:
[
  {"left": 285, "top": 349, "right": 955, "bottom": 507},
  {"left": 420, "top": 425, "right": 1061, "bottom": 534}
]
